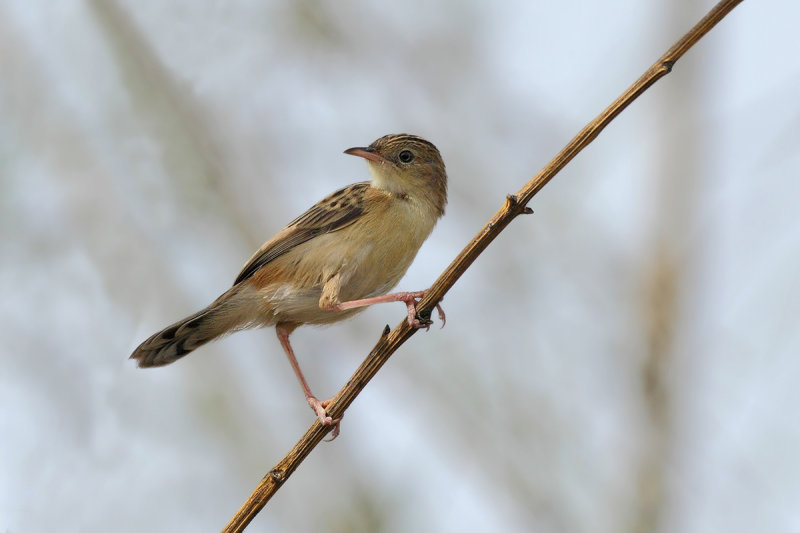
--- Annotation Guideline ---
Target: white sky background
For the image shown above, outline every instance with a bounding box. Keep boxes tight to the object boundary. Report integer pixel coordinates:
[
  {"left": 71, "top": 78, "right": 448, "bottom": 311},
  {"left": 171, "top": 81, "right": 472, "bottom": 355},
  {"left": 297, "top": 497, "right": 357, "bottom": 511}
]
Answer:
[{"left": 2, "top": 1, "right": 799, "bottom": 532}]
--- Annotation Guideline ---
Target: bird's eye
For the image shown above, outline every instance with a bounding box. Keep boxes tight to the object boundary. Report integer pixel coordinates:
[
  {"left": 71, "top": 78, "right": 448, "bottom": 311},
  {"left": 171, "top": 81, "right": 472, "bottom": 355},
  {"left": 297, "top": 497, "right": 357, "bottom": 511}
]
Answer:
[{"left": 398, "top": 150, "right": 414, "bottom": 163}]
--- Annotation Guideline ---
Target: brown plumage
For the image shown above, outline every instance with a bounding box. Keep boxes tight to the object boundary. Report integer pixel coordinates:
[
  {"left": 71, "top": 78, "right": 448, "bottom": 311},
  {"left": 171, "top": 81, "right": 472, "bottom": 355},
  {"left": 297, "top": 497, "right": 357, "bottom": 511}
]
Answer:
[{"left": 131, "top": 134, "right": 448, "bottom": 436}]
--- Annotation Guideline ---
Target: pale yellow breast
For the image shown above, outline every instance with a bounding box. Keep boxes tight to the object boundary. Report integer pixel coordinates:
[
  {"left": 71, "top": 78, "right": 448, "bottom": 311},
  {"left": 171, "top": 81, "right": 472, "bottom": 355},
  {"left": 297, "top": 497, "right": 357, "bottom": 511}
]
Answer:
[{"left": 339, "top": 195, "right": 436, "bottom": 300}]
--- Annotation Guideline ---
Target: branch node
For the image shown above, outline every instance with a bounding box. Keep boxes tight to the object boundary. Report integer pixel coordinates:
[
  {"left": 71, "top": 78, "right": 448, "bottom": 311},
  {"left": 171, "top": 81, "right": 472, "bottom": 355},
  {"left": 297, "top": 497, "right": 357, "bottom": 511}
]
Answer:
[
  {"left": 506, "top": 193, "right": 533, "bottom": 215},
  {"left": 269, "top": 469, "right": 286, "bottom": 484}
]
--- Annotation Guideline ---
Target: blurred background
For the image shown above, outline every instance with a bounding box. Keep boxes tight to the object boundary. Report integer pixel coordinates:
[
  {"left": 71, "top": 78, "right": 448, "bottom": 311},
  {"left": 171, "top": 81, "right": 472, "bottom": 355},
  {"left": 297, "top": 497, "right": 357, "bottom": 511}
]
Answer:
[{"left": 2, "top": 1, "right": 799, "bottom": 531}]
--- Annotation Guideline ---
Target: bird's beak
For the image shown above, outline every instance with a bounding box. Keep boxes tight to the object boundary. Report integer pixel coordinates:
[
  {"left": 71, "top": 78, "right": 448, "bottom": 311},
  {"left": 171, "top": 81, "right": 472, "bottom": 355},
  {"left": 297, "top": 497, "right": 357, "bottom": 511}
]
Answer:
[{"left": 344, "top": 146, "right": 384, "bottom": 163}]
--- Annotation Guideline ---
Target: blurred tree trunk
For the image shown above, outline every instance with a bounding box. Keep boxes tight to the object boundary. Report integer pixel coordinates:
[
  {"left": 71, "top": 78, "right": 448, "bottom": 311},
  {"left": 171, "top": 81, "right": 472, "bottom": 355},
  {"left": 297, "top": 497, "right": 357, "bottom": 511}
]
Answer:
[{"left": 632, "top": 2, "right": 703, "bottom": 532}]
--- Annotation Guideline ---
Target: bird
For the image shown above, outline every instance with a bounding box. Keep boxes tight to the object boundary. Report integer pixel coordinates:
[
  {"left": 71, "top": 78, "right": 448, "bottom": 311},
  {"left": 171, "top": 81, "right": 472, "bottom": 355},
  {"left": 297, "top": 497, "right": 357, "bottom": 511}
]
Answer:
[{"left": 130, "top": 133, "right": 447, "bottom": 437}]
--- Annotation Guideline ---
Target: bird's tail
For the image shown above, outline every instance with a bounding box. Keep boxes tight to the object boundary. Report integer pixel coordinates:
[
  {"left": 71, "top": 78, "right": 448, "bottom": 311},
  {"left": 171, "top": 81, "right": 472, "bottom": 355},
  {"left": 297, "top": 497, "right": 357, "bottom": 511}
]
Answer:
[{"left": 130, "top": 285, "right": 255, "bottom": 367}]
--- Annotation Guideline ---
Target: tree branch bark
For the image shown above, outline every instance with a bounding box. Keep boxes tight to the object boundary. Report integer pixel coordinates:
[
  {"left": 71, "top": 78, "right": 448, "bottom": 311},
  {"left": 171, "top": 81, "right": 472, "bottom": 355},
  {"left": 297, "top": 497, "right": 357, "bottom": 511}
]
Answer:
[{"left": 222, "top": 1, "right": 744, "bottom": 530}]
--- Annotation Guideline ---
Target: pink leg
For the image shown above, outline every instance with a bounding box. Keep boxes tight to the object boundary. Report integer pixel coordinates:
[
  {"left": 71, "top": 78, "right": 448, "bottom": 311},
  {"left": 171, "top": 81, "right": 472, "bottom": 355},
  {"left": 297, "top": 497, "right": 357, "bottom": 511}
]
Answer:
[
  {"left": 276, "top": 324, "right": 341, "bottom": 440},
  {"left": 326, "top": 291, "right": 445, "bottom": 329}
]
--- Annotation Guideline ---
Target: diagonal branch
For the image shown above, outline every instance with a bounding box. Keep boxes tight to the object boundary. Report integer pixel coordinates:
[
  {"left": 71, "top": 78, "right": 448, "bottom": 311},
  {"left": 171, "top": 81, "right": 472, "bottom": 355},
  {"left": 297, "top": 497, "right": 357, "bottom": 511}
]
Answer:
[{"left": 222, "top": 1, "right": 744, "bottom": 530}]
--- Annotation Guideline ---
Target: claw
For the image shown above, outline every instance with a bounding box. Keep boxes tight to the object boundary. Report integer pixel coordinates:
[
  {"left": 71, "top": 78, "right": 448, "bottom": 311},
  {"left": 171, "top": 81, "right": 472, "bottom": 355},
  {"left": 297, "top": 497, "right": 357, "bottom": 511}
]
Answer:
[
  {"left": 435, "top": 302, "right": 446, "bottom": 328},
  {"left": 324, "top": 420, "right": 341, "bottom": 441}
]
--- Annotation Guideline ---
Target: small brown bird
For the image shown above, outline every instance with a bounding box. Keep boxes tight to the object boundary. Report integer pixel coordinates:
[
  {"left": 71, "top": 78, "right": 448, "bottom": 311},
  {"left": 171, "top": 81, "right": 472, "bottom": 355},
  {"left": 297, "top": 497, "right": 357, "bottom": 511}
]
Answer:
[{"left": 131, "top": 134, "right": 447, "bottom": 436}]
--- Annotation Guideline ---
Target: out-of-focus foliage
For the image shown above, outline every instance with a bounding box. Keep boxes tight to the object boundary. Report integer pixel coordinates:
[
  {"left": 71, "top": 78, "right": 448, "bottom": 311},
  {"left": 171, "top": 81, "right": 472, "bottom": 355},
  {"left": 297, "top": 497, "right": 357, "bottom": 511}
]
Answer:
[{"left": 2, "top": 1, "right": 799, "bottom": 532}]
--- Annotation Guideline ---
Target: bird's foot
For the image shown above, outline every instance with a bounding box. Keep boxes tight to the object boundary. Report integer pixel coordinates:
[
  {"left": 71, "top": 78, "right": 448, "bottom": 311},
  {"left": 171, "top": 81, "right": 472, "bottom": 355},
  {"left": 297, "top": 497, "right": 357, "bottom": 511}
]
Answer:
[
  {"left": 307, "top": 396, "right": 341, "bottom": 441},
  {"left": 400, "top": 292, "right": 446, "bottom": 330}
]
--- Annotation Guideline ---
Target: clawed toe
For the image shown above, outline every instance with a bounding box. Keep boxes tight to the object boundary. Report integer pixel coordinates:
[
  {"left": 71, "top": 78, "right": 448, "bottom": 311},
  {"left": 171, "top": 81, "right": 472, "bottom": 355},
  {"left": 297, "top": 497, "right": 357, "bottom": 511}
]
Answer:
[
  {"left": 434, "top": 302, "right": 446, "bottom": 328},
  {"left": 324, "top": 418, "right": 341, "bottom": 441}
]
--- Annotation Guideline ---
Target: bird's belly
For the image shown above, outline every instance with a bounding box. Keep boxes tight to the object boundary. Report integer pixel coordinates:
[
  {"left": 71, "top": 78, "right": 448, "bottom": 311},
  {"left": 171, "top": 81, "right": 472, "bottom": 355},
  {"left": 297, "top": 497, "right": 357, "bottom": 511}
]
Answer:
[{"left": 260, "top": 283, "right": 365, "bottom": 326}]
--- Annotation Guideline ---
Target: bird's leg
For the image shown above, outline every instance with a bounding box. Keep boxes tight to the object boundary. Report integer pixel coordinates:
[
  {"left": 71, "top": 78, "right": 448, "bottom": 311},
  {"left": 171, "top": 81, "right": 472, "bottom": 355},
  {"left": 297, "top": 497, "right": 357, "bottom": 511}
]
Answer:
[
  {"left": 276, "top": 324, "right": 340, "bottom": 440},
  {"left": 326, "top": 291, "right": 446, "bottom": 330}
]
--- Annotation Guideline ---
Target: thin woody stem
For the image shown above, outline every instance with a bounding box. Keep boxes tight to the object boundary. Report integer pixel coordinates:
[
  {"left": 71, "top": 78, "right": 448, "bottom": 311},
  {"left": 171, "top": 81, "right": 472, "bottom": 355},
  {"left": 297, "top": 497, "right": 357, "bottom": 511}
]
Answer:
[{"left": 222, "top": 1, "right": 745, "bottom": 531}]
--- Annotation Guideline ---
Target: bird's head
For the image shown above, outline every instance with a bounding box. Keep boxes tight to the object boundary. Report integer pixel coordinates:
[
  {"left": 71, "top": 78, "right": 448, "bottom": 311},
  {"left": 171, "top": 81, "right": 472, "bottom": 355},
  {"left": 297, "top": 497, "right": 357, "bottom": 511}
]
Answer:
[{"left": 345, "top": 134, "right": 447, "bottom": 217}]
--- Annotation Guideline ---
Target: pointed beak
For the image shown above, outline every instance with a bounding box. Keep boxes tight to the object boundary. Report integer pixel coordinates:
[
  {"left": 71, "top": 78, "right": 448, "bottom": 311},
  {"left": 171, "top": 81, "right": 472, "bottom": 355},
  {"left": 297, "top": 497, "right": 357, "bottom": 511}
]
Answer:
[{"left": 344, "top": 146, "right": 384, "bottom": 163}]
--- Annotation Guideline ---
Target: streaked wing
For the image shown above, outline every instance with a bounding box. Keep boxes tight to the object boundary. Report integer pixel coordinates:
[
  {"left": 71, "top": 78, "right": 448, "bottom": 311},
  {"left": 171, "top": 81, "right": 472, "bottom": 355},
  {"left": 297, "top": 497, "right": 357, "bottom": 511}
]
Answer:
[{"left": 233, "top": 182, "right": 371, "bottom": 285}]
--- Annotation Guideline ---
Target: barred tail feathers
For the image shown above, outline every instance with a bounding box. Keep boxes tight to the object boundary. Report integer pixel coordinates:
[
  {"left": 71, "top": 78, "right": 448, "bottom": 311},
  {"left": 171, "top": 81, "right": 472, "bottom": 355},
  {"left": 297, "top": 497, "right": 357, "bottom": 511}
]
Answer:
[{"left": 130, "top": 285, "right": 257, "bottom": 367}]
